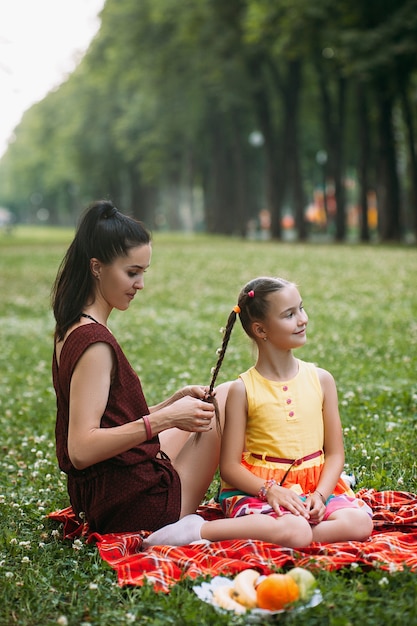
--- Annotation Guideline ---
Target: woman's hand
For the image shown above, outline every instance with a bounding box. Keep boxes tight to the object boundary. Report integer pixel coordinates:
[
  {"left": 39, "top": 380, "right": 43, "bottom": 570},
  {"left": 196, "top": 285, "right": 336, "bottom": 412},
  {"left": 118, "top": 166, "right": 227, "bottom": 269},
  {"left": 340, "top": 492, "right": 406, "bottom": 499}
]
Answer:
[
  {"left": 168, "top": 394, "right": 215, "bottom": 432},
  {"left": 176, "top": 385, "right": 214, "bottom": 401},
  {"left": 267, "top": 484, "right": 311, "bottom": 519}
]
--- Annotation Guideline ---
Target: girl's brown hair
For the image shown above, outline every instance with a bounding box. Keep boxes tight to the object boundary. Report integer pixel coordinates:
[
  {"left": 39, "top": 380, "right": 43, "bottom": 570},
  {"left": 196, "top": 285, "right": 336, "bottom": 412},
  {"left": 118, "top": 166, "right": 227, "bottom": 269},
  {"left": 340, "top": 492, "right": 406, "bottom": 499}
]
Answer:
[{"left": 205, "top": 277, "right": 292, "bottom": 432}]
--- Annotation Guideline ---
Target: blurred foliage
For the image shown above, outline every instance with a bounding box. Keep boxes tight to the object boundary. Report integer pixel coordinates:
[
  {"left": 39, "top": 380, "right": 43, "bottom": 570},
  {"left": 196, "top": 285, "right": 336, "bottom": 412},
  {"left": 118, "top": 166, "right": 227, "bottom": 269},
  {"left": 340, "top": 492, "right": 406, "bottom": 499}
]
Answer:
[{"left": 0, "top": 0, "right": 416, "bottom": 242}]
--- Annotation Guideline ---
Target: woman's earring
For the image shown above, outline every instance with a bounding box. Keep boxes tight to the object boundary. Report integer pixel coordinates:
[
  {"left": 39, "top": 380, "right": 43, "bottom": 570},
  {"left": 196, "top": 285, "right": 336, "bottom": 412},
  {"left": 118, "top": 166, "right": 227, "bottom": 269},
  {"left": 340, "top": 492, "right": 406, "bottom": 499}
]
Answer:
[{"left": 263, "top": 336, "right": 267, "bottom": 342}]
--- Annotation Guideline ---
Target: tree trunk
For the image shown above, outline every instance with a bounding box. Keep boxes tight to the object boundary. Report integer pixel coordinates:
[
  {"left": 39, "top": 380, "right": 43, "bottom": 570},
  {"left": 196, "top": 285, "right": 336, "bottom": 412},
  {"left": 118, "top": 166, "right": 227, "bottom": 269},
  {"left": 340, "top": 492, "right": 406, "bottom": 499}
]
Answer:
[
  {"left": 248, "top": 55, "right": 283, "bottom": 239},
  {"left": 128, "top": 165, "right": 157, "bottom": 227},
  {"left": 314, "top": 55, "right": 347, "bottom": 240},
  {"left": 356, "top": 81, "right": 371, "bottom": 242},
  {"left": 230, "top": 113, "right": 250, "bottom": 237},
  {"left": 398, "top": 72, "right": 417, "bottom": 241},
  {"left": 279, "top": 59, "right": 307, "bottom": 240},
  {"left": 334, "top": 77, "right": 346, "bottom": 242},
  {"left": 374, "top": 77, "right": 402, "bottom": 241},
  {"left": 203, "top": 112, "right": 235, "bottom": 234}
]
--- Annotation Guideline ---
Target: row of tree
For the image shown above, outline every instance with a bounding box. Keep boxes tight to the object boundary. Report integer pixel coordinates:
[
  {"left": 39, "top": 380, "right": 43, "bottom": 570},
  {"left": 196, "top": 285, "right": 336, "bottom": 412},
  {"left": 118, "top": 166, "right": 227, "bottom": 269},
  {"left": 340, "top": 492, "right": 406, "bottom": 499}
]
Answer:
[{"left": 1, "top": 0, "right": 416, "bottom": 242}]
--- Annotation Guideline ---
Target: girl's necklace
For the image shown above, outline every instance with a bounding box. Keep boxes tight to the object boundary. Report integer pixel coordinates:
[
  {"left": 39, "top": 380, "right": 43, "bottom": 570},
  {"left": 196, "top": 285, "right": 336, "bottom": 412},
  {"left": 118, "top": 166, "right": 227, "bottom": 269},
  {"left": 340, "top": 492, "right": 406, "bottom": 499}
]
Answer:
[{"left": 80, "top": 313, "right": 99, "bottom": 324}]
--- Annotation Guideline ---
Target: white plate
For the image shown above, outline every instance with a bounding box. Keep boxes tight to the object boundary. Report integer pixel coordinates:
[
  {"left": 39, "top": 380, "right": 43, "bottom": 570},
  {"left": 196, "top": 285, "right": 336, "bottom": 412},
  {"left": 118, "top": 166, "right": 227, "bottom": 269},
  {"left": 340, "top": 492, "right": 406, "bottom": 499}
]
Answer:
[{"left": 193, "top": 576, "right": 323, "bottom": 622}]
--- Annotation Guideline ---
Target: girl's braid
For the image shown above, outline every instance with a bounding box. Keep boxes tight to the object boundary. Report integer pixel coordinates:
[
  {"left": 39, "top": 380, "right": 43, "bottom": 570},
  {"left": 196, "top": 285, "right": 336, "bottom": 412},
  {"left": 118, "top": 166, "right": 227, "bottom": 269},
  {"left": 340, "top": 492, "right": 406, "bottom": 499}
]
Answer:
[
  {"left": 200, "top": 277, "right": 290, "bottom": 440},
  {"left": 195, "top": 309, "right": 238, "bottom": 442},
  {"left": 209, "top": 309, "right": 238, "bottom": 395}
]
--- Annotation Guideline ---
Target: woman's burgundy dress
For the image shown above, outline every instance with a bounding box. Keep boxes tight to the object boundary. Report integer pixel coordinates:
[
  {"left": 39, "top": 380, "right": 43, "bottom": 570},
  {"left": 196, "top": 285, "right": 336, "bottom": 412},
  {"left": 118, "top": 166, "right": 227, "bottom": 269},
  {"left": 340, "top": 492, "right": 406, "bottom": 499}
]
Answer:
[{"left": 53, "top": 324, "right": 181, "bottom": 533}]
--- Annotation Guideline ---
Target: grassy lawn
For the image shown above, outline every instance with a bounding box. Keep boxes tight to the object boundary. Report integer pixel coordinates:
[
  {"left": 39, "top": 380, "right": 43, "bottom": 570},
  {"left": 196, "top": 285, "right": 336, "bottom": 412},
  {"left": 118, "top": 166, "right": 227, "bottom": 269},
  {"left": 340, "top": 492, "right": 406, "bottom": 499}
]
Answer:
[{"left": 0, "top": 226, "right": 416, "bottom": 625}]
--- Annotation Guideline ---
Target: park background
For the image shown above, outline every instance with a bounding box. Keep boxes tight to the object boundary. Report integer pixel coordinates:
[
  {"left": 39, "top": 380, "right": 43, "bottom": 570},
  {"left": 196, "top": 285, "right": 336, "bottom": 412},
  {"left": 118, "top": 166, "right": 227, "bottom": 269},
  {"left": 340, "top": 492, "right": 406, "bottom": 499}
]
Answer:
[
  {"left": 0, "top": 0, "right": 417, "bottom": 244},
  {"left": 1, "top": 1, "right": 417, "bottom": 624}
]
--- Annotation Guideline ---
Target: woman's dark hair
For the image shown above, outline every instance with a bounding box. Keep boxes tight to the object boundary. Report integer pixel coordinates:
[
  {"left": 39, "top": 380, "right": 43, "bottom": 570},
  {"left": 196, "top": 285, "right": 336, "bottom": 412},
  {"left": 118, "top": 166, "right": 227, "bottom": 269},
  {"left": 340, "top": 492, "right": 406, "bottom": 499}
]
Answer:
[
  {"left": 51, "top": 200, "right": 151, "bottom": 341},
  {"left": 208, "top": 276, "right": 292, "bottom": 396}
]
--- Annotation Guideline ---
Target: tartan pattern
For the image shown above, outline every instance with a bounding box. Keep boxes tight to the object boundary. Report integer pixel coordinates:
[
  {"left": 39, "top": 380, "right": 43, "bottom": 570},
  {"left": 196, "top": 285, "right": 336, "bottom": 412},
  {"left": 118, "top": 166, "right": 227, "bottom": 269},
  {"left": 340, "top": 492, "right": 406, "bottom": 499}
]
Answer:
[{"left": 48, "top": 489, "right": 417, "bottom": 593}]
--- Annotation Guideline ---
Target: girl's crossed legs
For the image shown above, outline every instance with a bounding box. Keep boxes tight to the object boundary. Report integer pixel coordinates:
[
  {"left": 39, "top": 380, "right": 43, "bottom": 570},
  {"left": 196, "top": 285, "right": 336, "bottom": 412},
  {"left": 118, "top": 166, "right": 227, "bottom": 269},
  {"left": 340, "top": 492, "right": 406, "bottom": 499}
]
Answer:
[{"left": 311, "top": 507, "right": 373, "bottom": 543}]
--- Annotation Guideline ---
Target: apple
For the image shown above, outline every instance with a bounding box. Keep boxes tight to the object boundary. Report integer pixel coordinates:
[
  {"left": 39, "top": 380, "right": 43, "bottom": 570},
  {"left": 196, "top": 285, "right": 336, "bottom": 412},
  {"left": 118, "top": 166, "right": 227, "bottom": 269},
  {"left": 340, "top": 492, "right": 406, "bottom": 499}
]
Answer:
[{"left": 286, "top": 567, "right": 317, "bottom": 601}]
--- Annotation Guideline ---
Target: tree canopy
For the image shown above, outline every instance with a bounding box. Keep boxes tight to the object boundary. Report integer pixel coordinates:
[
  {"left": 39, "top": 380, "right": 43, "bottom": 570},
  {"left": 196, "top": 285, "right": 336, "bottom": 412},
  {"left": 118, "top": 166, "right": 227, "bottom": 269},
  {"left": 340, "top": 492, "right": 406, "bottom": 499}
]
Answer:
[{"left": 1, "top": 0, "right": 416, "bottom": 242}]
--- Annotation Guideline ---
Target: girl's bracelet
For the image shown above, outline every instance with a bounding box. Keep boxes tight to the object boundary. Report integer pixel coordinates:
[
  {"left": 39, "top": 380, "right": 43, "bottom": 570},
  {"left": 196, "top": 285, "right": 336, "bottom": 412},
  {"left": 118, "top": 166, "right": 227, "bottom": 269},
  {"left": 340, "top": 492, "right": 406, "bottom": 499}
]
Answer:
[
  {"left": 314, "top": 489, "right": 326, "bottom": 504},
  {"left": 257, "top": 479, "right": 277, "bottom": 501}
]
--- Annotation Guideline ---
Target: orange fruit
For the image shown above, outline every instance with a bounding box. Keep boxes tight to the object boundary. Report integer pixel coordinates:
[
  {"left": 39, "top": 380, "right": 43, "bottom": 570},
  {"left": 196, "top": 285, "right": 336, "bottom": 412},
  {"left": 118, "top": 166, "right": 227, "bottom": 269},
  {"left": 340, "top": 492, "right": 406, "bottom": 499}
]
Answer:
[{"left": 256, "top": 573, "right": 300, "bottom": 611}]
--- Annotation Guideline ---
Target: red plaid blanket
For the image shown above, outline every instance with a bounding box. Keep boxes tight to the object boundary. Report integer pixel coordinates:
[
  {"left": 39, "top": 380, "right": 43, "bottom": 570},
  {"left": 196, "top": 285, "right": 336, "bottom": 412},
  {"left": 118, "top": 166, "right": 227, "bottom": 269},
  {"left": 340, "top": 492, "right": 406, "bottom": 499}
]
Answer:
[{"left": 48, "top": 489, "right": 417, "bottom": 593}]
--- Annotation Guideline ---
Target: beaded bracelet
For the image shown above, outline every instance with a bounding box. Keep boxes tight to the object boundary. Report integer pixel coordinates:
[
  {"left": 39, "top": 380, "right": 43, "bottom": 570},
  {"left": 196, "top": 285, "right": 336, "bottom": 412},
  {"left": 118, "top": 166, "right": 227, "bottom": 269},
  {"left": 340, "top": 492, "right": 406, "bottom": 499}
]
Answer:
[
  {"left": 257, "top": 478, "right": 277, "bottom": 501},
  {"left": 142, "top": 415, "right": 153, "bottom": 440}
]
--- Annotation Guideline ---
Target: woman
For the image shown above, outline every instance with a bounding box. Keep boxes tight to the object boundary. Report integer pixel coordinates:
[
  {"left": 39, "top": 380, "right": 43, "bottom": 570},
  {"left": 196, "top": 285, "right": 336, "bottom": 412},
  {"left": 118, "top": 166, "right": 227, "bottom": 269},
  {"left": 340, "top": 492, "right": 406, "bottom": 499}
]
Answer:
[{"left": 52, "top": 199, "right": 228, "bottom": 539}]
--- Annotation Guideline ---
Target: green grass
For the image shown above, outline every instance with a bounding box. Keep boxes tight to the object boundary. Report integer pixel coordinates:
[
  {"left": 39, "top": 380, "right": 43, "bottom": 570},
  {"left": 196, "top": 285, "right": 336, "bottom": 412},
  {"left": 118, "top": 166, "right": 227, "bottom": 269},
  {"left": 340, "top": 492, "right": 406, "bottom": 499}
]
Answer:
[{"left": 0, "top": 226, "right": 416, "bottom": 625}]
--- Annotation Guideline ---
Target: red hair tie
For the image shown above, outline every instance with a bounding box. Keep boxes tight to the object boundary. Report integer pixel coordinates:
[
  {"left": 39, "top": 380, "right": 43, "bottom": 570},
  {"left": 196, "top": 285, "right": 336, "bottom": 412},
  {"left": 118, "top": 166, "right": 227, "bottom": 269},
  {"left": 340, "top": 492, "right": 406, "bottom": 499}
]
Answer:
[{"left": 248, "top": 290, "right": 255, "bottom": 298}]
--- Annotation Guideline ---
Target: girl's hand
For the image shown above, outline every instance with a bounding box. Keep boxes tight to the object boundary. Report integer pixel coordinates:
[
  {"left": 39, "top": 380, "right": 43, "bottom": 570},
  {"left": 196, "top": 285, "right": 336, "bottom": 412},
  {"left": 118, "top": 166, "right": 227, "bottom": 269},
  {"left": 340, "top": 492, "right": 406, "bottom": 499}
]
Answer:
[
  {"left": 267, "top": 485, "right": 310, "bottom": 519},
  {"left": 305, "top": 492, "right": 326, "bottom": 524}
]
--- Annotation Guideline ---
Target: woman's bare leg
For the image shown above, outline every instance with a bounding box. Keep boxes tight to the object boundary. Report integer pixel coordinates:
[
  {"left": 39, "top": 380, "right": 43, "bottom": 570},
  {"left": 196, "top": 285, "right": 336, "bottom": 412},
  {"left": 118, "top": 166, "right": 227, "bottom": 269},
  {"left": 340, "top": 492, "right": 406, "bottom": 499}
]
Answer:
[
  {"left": 174, "top": 382, "right": 230, "bottom": 516},
  {"left": 158, "top": 427, "right": 191, "bottom": 461},
  {"left": 158, "top": 382, "right": 230, "bottom": 516}
]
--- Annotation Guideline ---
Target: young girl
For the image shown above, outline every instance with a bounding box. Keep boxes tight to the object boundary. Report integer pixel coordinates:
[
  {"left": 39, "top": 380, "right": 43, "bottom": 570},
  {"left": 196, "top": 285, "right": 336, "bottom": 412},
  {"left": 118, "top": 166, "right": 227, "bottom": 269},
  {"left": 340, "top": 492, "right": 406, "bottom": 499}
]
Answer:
[
  {"left": 145, "top": 276, "right": 373, "bottom": 547},
  {"left": 211, "top": 276, "right": 373, "bottom": 544}
]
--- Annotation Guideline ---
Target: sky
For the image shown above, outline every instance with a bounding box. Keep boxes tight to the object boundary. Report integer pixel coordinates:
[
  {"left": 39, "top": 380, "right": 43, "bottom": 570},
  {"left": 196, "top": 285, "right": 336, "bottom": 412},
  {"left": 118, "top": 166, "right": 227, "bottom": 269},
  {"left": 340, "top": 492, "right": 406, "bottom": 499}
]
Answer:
[{"left": 0, "top": 0, "right": 105, "bottom": 158}]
